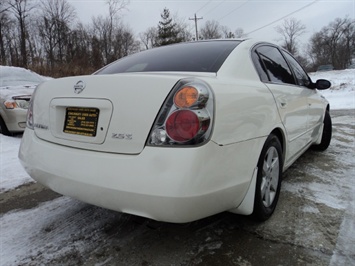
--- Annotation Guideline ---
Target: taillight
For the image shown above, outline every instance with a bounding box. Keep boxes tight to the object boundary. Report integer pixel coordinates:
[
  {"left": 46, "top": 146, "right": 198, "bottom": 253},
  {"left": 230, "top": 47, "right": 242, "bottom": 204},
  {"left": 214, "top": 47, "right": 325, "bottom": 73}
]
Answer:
[
  {"left": 26, "top": 98, "right": 34, "bottom": 129},
  {"left": 26, "top": 86, "right": 39, "bottom": 130},
  {"left": 148, "top": 78, "right": 214, "bottom": 146}
]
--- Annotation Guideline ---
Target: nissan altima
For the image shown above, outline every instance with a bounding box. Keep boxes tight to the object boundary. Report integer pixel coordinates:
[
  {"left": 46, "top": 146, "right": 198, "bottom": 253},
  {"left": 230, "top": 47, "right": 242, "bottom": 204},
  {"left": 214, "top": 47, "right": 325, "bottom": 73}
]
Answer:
[
  {"left": 19, "top": 39, "right": 332, "bottom": 223},
  {"left": 0, "top": 66, "right": 45, "bottom": 135}
]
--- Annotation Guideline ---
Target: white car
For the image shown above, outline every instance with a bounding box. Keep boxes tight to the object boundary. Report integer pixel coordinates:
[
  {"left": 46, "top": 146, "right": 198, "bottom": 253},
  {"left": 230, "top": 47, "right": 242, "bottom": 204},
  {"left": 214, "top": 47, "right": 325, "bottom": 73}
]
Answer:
[
  {"left": 0, "top": 66, "right": 44, "bottom": 135},
  {"left": 19, "top": 39, "right": 332, "bottom": 223}
]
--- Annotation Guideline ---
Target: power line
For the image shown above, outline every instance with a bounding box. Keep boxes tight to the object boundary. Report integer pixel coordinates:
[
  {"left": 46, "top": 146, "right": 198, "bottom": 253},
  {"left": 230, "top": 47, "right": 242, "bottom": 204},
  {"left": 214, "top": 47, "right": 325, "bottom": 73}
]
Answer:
[
  {"left": 202, "top": 0, "right": 227, "bottom": 18},
  {"left": 246, "top": 0, "right": 319, "bottom": 35},
  {"left": 218, "top": 0, "right": 251, "bottom": 22},
  {"left": 189, "top": 13, "right": 203, "bottom": 40},
  {"left": 196, "top": 0, "right": 213, "bottom": 14}
]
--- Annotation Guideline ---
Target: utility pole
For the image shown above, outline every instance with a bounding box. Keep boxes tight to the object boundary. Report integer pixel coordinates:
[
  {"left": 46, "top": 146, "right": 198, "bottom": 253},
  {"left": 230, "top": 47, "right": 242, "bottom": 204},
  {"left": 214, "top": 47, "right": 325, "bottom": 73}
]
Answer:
[{"left": 189, "top": 13, "right": 203, "bottom": 41}]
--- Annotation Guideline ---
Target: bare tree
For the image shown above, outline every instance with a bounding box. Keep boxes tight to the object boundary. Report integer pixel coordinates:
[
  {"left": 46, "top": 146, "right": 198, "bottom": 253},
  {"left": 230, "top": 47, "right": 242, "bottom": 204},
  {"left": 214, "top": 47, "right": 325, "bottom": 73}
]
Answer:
[
  {"left": 106, "top": 0, "right": 129, "bottom": 59},
  {"left": 91, "top": 0, "right": 130, "bottom": 64},
  {"left": 139, "top": 26, "right": 158, "bottom": 50},
  {"left": 172, "top": 12, "right": 193, "bottom": 42},
  {"left": 112, "top": 24, "right": 139, "bottom": 58},
  {"left": 107, "top": 0, "right": 129, "bottom": 23},
  {"left": 200, "top": 20, "right": 222, "bottom": 40},
  {"left": 65, "top": 23, "right": 93, "bottom": 75},
  {"left": 234, "top": 27, "right": 247, "bottom": 38},
  {"left": 221, "top": 25, "right": 235, "bottom": 39},
  {"left": 0, "top": 1, "right": 13, "bottom": 64},
  {"left": 7, "top": 0, "right": 36, "bottom": 67},
  {"left": 38, "top": 0, "right": 76, "bottom": 71},
  {"left": 275, "top": 17, "right": 306, "bottom": 55},
  {"left": 308, "top": 17, "right": 355, "bottom": 69}
]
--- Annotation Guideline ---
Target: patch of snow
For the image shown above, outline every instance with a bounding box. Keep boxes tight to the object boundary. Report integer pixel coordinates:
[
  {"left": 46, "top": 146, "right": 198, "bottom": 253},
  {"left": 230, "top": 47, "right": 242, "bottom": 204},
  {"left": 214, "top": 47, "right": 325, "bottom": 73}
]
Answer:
[
  {"left": 302, "top": 205, "right": 320, "bottom": 214},
  {"left": 0, "top": 65, "right": 45, "bottom": 87},
  {"left": 309, "top": 69, "right": 355, "bottom": 110},
  {"left": 0, "top": 134, "right": 34, "bottom": 192},
  {"left": 0, "top": 197, "right": 87, "bottom": 265},
  {"left": 282, "top": 112, "right": 355, "bottom": 264},
  {"left": 330, "top": 176, "right": 355, "bottom": 265},
  {"left": 0, "top": 196, "right": 137, "bottom": 265},
  {"left": 283, "top": 122, "right": 354, "bottom": 211},
  {"left": 0, "top": 86, "right": 35, "bottom": 102}
]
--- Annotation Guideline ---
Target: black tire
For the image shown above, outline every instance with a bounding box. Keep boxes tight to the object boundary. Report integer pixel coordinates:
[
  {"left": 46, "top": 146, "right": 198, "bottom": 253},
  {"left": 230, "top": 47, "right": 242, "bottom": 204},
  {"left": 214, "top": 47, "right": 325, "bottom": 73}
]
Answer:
[
  {"left": 252, "top": 134, "right": 283, "bottom": 222},
  {"left": 0, "top": 116, "right": 12, "bottom": 136},
  {"left": 312, "top": 110, "right": 332, "bottom": 151}
]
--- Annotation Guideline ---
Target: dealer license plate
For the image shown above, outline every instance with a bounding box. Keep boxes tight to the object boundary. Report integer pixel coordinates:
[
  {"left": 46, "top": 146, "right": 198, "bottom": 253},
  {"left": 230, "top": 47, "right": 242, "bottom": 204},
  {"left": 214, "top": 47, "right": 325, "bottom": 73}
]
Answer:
[{"left": 63, "top": 107, "right": 100, "bottom": 137}]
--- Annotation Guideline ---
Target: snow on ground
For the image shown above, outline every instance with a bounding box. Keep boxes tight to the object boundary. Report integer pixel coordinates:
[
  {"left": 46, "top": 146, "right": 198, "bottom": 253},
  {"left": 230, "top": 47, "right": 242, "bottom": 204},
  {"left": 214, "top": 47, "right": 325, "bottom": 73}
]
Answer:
[
  {"left": 1, "top": 111, "right": 354, "bottom": 265},
  {"left": 0, "top": 134, "right": 33, "bottom": 192},
  {"left": 0, "top": 197, "right": 123, "bottom": 266},
  {"left": 310, "top": 69, "right": 355, "bottom": 110},
  {"left": 282, "top": 113, "right": 355, "bottom": 265}
]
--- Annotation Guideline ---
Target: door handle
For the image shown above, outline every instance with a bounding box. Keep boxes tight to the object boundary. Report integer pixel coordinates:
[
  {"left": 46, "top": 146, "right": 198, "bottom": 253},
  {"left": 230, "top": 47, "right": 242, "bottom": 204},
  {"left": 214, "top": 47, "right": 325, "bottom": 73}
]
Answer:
[{"left": 280, "top": 102, "right": 287, "bottom": 108}]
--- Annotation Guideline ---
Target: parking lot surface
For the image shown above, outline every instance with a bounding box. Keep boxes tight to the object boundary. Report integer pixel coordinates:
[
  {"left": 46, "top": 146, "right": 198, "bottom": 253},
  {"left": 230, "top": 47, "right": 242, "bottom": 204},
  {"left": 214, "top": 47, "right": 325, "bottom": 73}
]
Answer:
[{"left": 1, "top": 110, "right": 354, "bottom": 265}]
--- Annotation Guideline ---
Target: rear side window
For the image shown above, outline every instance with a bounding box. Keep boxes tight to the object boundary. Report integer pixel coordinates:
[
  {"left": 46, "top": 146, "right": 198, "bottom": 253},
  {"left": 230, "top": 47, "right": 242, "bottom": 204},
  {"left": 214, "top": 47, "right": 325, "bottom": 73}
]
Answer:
[
  {"left": 96, "top": 41, "right": 241, "bottom": 74},
  {"left": 251, "top": 50, "right": 269, "bottom": 82},
  {"left": 254, "top": 46, "right": 296, "bottom": 85}
]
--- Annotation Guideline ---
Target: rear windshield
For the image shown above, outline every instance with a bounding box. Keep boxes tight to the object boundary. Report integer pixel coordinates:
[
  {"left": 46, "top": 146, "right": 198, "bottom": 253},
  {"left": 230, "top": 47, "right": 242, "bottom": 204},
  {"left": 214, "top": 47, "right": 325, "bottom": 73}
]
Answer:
[{"left": 96, "top": 40, "right": 241, "bottom": 74}]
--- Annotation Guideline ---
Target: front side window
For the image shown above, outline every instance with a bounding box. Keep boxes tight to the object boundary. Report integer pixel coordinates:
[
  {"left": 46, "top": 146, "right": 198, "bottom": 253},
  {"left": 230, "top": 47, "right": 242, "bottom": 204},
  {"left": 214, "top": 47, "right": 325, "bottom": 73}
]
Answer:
[
  {"left": 255, "top": 46, "right": 296, "bottom": 85},
  {"left": 282, "top": 51, "right": 311, "bottom": 87}
]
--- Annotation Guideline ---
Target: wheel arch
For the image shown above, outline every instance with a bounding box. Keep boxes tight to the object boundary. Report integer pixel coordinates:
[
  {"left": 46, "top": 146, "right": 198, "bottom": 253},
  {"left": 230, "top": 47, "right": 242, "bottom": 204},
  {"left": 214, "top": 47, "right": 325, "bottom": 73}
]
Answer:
[
  {"left": 0, "top": 114, "right": 12, "bottom": 136},
  {"left": 270, "top": 127, "right": 286, "bottom": 165},
  {"left": 230, "top": 129, "right": 285, "bottom": 217}
]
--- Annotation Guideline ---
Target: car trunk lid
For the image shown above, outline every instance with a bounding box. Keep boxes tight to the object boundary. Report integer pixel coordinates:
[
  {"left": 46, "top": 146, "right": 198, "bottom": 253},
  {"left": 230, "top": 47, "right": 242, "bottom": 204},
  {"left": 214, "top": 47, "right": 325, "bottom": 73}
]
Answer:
[{"left": 33, "top": 73, "right": 181, "bottom": 154}]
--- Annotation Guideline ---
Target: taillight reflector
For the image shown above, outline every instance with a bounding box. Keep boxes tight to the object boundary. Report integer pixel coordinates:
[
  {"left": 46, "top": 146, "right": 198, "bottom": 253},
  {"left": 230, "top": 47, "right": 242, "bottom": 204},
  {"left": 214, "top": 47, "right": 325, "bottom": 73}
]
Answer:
[{"left": 166, "top": 110, "right": 200, "bottom": 142}]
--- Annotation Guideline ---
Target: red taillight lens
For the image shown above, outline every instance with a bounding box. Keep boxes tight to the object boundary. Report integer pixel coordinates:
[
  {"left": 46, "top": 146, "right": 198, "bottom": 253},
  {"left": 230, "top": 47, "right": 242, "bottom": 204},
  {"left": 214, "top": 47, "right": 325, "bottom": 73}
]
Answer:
[{"left": 166, "top": 110, "right": 200, "bottom": 142}]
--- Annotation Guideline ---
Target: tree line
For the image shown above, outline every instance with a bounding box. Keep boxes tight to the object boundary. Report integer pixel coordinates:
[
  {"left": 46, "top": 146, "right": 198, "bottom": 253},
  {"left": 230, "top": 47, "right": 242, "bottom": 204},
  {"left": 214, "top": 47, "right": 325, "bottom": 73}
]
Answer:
[{"left": 1, "top": 0, "right": 354, "bottom": 77}]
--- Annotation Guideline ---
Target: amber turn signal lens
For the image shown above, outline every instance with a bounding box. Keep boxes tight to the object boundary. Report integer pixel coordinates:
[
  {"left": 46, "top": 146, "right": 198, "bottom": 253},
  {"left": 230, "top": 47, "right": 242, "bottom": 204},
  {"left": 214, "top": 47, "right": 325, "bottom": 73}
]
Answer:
[{"left": 174, "top": 86, "right": 199, "bottom": 108}]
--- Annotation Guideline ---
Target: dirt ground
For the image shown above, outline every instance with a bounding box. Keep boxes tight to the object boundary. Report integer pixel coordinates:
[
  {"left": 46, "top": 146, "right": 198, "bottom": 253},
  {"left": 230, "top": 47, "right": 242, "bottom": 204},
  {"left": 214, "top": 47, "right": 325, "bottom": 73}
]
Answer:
[{"left": 1, "top": 109, "right": 354, "bottom": 265}]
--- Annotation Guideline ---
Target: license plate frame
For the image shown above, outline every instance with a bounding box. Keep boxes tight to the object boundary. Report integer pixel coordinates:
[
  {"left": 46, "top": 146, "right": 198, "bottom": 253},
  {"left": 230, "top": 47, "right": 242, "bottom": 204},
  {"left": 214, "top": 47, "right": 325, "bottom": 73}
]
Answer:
[{"left": 63, "top": 107, "right": 100, "bottom": 137}]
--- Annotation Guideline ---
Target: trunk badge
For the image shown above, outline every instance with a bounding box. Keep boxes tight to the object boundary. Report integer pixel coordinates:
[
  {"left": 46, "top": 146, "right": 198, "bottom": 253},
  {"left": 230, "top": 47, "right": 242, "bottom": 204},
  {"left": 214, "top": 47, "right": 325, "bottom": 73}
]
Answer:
[{"left": 74, "top": 81, "right": 86, "bottom": 94}]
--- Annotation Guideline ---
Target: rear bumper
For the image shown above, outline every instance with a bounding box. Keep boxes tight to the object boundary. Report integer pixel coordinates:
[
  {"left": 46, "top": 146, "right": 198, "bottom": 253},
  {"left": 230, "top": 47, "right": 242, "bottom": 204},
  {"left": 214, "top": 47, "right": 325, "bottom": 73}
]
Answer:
[{"left": 19, "top": 129, "right": 264, "bottom": 223}]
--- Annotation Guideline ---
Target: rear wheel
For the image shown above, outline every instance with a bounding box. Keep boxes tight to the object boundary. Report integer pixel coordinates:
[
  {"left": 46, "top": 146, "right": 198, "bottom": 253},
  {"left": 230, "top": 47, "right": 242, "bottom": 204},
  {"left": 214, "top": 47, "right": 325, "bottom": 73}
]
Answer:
[
  {"left": 0, "top": 116, "right": 12, "bottom": 136},
  {"left": 312, "top": 110, "right": 332, "bottom": 151},
  {"left": 252, "top": 134, "right": 282, "bottom": 222}
]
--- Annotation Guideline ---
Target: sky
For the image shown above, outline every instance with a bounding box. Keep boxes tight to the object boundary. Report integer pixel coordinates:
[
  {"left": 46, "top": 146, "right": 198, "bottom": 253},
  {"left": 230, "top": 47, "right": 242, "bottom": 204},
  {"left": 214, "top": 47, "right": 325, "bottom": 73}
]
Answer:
[{"left": 68, "top": 0, "right": 355, "bottom": 47}]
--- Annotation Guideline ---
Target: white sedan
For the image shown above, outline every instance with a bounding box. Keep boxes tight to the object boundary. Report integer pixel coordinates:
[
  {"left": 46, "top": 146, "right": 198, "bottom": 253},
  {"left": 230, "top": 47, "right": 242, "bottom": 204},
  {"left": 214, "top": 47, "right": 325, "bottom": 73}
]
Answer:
[
  {"left": 19, "top": 39, "right": 332, "bottom": 223},
  {"left": 0, "top": 66, "right": 44, "bottom": 135}
]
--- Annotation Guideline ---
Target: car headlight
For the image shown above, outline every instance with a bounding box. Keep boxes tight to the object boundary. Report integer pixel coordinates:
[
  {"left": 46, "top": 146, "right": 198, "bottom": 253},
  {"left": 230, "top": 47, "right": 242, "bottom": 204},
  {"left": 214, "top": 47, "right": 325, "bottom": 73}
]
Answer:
[{"left": 4, "top": 100, "right": 30, "bottom": 109}]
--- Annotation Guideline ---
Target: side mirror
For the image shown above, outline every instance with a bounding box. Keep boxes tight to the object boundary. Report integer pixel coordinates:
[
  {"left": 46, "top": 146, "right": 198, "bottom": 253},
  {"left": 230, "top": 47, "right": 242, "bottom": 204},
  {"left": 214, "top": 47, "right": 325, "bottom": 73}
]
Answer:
[{"left": 315, "top": 79, "right": 331, "bottom": 90}]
